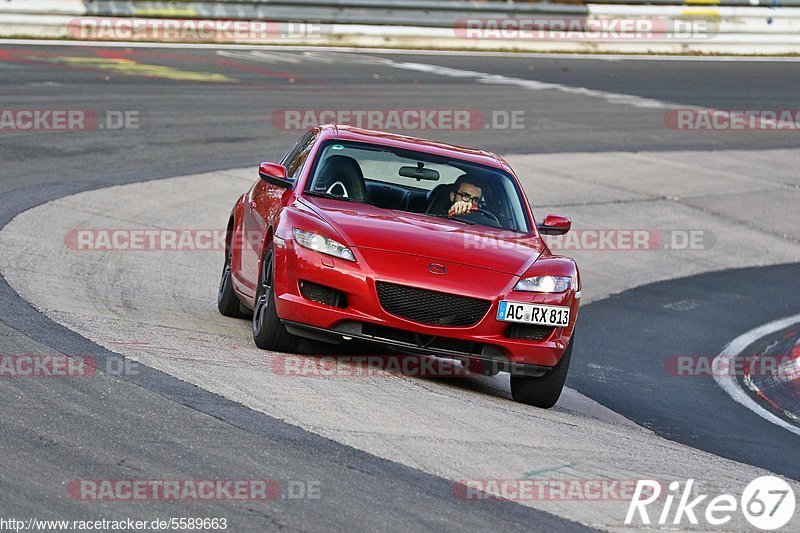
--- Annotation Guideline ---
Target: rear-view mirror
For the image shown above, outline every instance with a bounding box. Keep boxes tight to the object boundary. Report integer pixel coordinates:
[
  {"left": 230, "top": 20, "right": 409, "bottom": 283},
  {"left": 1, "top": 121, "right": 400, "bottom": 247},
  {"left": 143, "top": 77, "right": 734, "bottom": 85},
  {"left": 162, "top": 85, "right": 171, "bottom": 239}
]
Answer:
[{"left": 399, "top": 165, "right": 440, "bottom": 181}]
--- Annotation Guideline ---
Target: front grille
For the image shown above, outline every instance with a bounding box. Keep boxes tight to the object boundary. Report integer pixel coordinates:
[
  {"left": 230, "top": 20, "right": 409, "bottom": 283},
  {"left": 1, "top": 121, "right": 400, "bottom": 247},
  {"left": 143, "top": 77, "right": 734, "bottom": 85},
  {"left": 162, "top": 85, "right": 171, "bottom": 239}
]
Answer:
[
  {"left": 299, "top": 280, "right": 348, "bottom": 308},
  {"left": 504, "top": 324, "right": 555, "bottom": 341},
  {"left": 375, "top": 281, "right": 490, "bottom": 327}
]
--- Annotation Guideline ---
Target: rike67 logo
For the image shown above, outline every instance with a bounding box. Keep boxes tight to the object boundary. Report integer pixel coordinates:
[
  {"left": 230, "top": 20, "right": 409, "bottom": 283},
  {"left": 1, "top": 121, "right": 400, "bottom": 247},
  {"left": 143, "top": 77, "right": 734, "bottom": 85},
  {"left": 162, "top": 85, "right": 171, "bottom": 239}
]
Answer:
[{"left": 626, "top": 476, "right": 795, "bottom": 530}]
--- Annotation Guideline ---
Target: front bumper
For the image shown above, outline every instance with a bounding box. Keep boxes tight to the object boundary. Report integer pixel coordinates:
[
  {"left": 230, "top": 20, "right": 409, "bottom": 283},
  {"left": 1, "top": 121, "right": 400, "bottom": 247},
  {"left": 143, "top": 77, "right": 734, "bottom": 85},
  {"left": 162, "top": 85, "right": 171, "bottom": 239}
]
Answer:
[
  {"left": 273, "top": 241, "right": 579, "bottom": 368},
  {"left": 282, "top": 320, "right": 552, "bottom": 376}
]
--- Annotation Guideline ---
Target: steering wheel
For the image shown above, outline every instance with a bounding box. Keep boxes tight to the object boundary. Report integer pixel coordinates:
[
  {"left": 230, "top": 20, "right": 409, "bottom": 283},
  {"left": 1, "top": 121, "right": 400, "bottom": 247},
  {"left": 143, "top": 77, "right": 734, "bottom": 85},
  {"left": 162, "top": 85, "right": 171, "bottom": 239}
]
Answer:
[
  {"left": 466, "top": 207, "right": 502, "bottom": 227},
  {"left": 476, "top": 207, "right": 501, "bottom": 223}
]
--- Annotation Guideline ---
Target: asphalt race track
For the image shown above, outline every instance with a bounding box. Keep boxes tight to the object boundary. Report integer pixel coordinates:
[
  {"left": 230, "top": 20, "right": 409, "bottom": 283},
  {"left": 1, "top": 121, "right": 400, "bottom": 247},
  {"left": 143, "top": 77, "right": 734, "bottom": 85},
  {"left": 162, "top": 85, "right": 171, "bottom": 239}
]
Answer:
[
  {"left": 1, "top": 42, "right": 799, "bottom": 530},
  {"left": 571, "top": 263, "right": 800, "bottom": 480}
]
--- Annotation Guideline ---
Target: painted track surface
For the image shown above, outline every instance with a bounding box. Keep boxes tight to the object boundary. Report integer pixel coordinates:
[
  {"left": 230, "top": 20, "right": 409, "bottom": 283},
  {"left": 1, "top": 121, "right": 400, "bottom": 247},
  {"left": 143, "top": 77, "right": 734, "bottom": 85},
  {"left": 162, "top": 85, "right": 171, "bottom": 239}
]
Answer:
[
  {"left": 742, "top": 323, "right": 800, "bottom": 423},
  {"left": 1, "top": 43, "right": 799, "bottom": 529}
]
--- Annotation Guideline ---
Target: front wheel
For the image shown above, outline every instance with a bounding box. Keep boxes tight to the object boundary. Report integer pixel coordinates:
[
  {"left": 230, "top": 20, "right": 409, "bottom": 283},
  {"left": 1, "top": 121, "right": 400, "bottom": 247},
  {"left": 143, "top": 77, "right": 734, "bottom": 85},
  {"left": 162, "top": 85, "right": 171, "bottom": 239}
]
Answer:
[
  {"left": 252, "top": 248, "right": 300, "bottom": 352},
  {"left": 510, "top": 337, "right": 573, "bottom": 408}
]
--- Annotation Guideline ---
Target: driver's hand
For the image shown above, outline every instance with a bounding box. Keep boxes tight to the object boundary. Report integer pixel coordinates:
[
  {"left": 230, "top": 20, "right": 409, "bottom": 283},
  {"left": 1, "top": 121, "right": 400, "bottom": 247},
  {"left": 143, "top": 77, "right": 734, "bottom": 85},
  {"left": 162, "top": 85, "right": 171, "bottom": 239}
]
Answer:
[{"left": 449, "top": 200, "right": 473, "bottom": 216}]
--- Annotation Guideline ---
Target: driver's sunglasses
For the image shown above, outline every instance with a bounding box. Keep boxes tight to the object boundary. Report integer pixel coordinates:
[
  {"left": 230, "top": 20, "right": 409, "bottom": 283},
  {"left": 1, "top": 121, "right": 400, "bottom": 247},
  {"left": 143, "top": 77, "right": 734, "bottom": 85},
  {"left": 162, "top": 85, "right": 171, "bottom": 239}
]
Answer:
[{"left": 456, "top": 192, "right": 481, "bottom": 206}]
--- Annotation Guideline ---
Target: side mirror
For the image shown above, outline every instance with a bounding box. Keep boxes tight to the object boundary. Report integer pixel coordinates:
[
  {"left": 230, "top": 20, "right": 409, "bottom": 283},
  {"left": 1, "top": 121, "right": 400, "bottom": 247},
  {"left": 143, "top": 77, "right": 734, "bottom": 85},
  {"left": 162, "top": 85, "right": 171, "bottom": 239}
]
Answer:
[
  {"left": 258, "top": 162, "right": 292, "bottom": 189},
  {"left": 537, "top": 214, "right": 571, "bottom": 236}
]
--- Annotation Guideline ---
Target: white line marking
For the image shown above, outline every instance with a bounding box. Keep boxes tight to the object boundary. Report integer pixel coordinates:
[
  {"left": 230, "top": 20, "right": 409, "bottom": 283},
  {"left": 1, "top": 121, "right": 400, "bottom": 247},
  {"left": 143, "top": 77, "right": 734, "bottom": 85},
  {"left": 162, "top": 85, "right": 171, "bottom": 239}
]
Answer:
[
  {"left": 3, "top": 38, "right": 800, "bottom": 61},
  {"left": 216, "top": 50, "right": 303, "bottom": 64},
  {"left": 390, "top": 61, "right": 685, "bottom": 110},
  {"left": 713, "top": 313, "right": 800, "bottom": 438},
  {"left": 385, "top": 60, "right": 779, "bottom": 128}
]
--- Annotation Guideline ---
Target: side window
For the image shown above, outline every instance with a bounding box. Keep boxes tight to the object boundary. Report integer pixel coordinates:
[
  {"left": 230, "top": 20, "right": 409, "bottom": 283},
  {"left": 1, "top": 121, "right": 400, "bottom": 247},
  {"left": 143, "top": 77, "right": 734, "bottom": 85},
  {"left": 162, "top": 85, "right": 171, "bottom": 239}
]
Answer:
[{"left": 282, "top": 131, "right": 316, "bottom": 180}]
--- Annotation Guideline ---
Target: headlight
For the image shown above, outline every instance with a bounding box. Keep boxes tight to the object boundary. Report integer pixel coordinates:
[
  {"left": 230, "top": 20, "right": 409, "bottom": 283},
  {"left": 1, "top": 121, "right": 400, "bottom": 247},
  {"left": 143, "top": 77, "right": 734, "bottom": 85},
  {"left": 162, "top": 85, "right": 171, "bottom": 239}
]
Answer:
[
  {"left": 514, "top": 275, "right": 571, "bottom": 293},
  {"left": 292, "top": 228, "right": 355, "bottom": 262}
]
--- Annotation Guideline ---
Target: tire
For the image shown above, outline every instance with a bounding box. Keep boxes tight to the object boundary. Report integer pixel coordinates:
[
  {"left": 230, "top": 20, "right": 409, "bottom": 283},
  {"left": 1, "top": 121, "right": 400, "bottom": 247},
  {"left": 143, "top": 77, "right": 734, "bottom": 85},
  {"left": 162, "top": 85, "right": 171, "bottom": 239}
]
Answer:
[
  {"left": 252, "top": 248, "right": 300, "bottom": 352},
  {"left": 510, "top": 337, "right": 573, "bottom": 409},
  {"left": 217, "top": 244, "right": 247, "bottom": 318}
]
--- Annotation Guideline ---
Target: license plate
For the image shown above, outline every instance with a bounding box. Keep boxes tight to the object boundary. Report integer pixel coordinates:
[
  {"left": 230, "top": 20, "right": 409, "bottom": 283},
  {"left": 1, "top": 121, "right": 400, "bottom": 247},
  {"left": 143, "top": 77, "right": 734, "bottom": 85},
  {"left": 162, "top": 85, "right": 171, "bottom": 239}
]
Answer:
[{"left": 497, "top": 301, "right": 570, "bottom": 327}]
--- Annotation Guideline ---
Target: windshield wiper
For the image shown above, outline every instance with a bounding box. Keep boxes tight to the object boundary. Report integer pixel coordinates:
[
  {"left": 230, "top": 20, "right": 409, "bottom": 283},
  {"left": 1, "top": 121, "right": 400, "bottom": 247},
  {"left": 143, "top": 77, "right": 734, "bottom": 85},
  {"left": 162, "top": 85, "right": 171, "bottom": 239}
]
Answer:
[
  {"left": 427, "top": 213, "right": 475, "bottom": 225},
  {"left": 304, "top": 191, "right": 370, "bottom": 205}
]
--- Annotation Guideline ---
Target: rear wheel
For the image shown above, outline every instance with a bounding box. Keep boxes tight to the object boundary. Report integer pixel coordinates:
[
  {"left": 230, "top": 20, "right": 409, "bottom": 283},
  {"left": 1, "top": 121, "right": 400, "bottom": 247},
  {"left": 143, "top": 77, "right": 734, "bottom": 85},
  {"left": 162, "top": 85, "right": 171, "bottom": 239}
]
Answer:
[
  {"left": 252, "top": 248, "right": 300, "bottom": 352},
  {"left": 510, "top": 337, "right": 573, "bottom": 409},
  {"left": 217, "top": 245, "right": 247, "bottom": 318}
]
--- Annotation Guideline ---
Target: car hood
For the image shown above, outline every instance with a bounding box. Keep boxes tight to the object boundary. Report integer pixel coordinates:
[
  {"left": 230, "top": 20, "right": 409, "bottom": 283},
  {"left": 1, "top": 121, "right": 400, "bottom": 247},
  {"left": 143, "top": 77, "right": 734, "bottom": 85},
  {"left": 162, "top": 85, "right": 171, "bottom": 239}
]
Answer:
[{"left": 301, "top": 197, "right": 544, "bottom": 276}]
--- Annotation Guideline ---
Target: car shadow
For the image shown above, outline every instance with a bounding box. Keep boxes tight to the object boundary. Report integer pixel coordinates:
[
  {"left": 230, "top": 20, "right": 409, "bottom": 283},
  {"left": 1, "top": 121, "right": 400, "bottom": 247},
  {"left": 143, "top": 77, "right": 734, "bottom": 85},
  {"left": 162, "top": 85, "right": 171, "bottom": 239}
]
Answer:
[{"left": 293, "top": 337, "right": 514, "bottom": 401}]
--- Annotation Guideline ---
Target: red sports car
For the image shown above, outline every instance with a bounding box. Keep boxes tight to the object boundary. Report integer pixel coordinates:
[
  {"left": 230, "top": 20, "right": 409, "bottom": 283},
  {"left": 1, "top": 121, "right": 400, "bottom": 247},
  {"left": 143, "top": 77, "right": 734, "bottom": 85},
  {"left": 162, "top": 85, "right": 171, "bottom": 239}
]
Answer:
[{"left": 218, "top": 125, "right": 580, "bottom": 407}]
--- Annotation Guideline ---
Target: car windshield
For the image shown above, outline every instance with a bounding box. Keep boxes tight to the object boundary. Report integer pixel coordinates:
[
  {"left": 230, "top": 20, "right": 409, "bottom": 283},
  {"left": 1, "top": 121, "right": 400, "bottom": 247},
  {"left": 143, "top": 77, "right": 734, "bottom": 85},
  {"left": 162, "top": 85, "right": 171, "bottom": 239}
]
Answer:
[{"left": 305, "top": 140, "right": 530, "bottom": 233}]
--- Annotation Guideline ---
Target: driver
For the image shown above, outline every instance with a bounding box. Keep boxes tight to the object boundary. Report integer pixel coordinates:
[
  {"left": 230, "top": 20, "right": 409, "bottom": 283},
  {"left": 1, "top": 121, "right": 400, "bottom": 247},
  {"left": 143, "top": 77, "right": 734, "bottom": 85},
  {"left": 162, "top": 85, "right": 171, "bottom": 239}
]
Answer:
[{"left": 448, "top": 174, "right": 483, "bottom": 216}]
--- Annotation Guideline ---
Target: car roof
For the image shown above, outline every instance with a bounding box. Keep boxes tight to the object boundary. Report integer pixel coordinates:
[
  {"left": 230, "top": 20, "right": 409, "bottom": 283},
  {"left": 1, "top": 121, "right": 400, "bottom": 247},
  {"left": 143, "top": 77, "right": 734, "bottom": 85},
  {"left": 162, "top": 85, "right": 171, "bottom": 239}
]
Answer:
[{"left": 313, "top": 124, "right": 512, "bottom": 173}]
